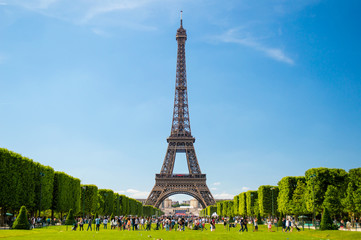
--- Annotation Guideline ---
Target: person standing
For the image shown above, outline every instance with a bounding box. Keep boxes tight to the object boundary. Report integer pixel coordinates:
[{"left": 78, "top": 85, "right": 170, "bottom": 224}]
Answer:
[
  {"left": 135, "top": 217, "right": 139, "bottom": 230},
  {"left": 79, "top": 218, "right": 84, "bottom": 231},
  {"left": 282, "top": 218, "right": 286, "bottom": 232},
  {"left": 140, "top": 217, "right": 145, "bottom": 230},
  {"left": 267, "top": 219, "right": 272, "bottom": 232},
  {"left": 103, "top": 218, "right": 108, "bottom": 229},
  {"left": 95, "top": 217, "right": 100, "bottom": 231}
]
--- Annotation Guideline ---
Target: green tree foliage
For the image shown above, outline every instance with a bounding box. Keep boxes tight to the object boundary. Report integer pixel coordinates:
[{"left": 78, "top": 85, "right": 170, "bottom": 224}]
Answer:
[
  {"left": 0, "top": 149, "right": 36, "bottom": 211},
  {"left": 51, "top": 172, "right": 81, "bottom": 215},
  {"left": 217, "top": 201, "right": 223, "bottom": 217},
  {"left": 345, "top": 168, "right": 361, "bottom": 215},
  {"left": 343, "top": 182, "right": 355, "bottom": 215},
  {"left": 354, "top": 188, "right": 361, "bottom": 214},
  {"left": 228, "top": 201, "right": 234, "bottom": 217},
  {"left": 277, "top": 176, "right": 305, "bottom": 215},
  {"left": 291, "top": 180, "right": 308, "bottom": 216},
  {"left": 323, "top": 185, "right": 342, "bottom": 218},
  {"left": 143, "top": 205, "right": 159, "bottom": 217},
  {"left": 65, "top": 209, "right": 76, "bottom": 225},
  {"left": 209, "top": 205, "right": 217, "bottom": 216},
  {"left": 33, "top": 164, "right": 54, "bottom": 213},
  {"left": 129, "top": 199, "right": 143, "bottom": 216},
  {"left": 200, "top": 205, "right": 217, "bottom": 217},
  {"left": 219, "top": 200, "right": 234, "bottom": 217},
  {"left": 0, "top": 148, "right": 163, "bottom": 221},
  {"left": 305, "top": 168, "right": 348, "bottom": 215},
  {"left": 238, "top": 192, "right": 247, "bottom": 216},
  {"left": 120, "top": 195, "right": 130, "bottom": 215},
  {"left": 320, "top": 207, "right": 337, "bottom": 230},
  {"left": 258, "top": 185, "right": 279, "bottom": 217},
  {"left": 12, "top": 206, "right": 30, "bottom": 230},
  {"left": 233, "top": 195, "right": 239, "bottom": 216},
  {"left": 246, "top": 191, "right": 258, "bottom": 217},
  {"left": 81, "top": 185, "right": 98, "bottom": 216},
  {"left": 113, "top": 193, "right": 122, "bottom": 216},
  {"left": 98, "top": 189, "right": 114, "bottom": 216}
]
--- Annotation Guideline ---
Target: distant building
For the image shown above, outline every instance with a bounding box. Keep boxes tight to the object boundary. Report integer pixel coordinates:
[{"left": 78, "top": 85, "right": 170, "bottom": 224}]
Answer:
[
  {"left": 182, "top": 200, "right": 191, "bottom": 205},
  {"left": 161, "top": 198, "right": 172, "bottom": 208},
  {"left": 160, "top": 198, "right": 202, "bottom": 216}
]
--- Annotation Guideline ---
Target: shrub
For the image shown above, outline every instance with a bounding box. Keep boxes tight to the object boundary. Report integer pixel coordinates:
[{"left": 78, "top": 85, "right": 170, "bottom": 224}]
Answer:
[
  {"left": 12, "top": 206, "right": 30, "bottom": 230},
  {"left": 65, "top": 209, "right": 76, "bottom": 225},
  {"left": 256, "top": 213, "right": 263, "bottom": 224},
  {"left": 320, "top": 207, "right": 338, "bottom": 230}
]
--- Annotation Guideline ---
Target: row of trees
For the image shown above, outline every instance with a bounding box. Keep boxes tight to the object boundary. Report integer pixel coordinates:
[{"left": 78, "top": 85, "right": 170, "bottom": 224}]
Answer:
[
  {"left": 201, "top": 167, "right": 361, "bottom": 221},
  {"left": 0, "top": 148, "right": 162, "bottom": 224}
]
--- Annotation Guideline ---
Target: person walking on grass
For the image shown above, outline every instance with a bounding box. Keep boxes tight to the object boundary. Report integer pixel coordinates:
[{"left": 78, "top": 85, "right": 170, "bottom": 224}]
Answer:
[
  {"left": 242, "top": 218, "right": 248, "bottom": 232},
  {"left": 253, "top": 218, "right": 258, "bottom": 232},
  {"left": 87, "top": 218, "right": 92, "bottom": 231},
  {"left": 285, "top": 218, "right": 291, "bottom": 232},
  {"left": 239, "top": 218, "right": 244, "bottom": 232}
]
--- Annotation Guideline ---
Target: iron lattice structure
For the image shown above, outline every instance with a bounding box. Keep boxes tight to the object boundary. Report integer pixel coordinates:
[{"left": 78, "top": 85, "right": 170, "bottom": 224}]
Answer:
[{"left": 145, "top": 17, "right": 215, "bottom": 208}]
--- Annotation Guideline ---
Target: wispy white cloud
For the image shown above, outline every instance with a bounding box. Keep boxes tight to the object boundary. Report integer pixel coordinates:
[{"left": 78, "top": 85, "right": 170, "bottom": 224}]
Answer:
[
  {"left": 213, "top": 192, "right": 234, "bottom": 199},
  {"left": 213, "top": 182, "right": 221, "bottom": 186},
  {"left": 210, "top": 187, "right": 217, "bottom": 191},
  {"left": 241, "top": 186, "right": 250, "bottom": 191},
  {"left": 215, "top": 28, "right": 294, "bottom": 65},
  {"left": 6, "top": 0, "right": 158, "bottom": 30},
  {"left": 9, "top": 0, "right": 58, "bottom": 10},
  {"left": 116, "top": 188, "right": 149, "bottom": 199},
  {"left": 81, "top": 0, "right": 149, "bottom": 24},
  {"left": 92, "top": 28, "right": 110, "bottom": 37}
]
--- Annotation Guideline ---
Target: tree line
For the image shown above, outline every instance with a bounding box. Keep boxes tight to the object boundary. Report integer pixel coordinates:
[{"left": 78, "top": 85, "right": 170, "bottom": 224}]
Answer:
[
  {"left": 201, "top": 167, "right": 361, "bottom": 221},
  {"left": 0, "top": 148, "right": 162, "bottom": 223}
]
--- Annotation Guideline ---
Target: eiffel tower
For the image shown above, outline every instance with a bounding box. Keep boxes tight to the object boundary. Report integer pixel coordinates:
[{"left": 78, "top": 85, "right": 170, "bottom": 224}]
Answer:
[{"left": 145, "top": 12, "right": 215, "bottom": 208}]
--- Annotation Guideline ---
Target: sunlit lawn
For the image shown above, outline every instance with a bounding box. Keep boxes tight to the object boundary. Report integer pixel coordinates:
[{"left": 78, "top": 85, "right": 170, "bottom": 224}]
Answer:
[{"left": 1, "top": 224, "right": 360, "bottom": 239}]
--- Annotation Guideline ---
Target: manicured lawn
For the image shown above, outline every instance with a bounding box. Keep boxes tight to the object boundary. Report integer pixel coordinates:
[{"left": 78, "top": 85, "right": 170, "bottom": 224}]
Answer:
[{"left": 1, "top": 224, "right": 360, "bottom": 240}]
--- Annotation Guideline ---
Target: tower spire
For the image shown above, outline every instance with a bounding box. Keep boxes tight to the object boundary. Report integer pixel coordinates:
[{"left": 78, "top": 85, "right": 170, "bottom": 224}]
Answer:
[
  {"left": 173, "top": 11, "right": 189, "bottom": 137},
  {"left": 180, "top": 10, "right": 183, "bottom": 27}
]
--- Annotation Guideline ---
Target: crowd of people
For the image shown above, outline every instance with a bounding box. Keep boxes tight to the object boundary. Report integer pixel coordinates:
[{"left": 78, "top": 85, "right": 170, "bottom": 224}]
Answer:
[
  {"left": 70, "top": 216, "right": 218, "bottom": 231},
  {"left": 5, "top": 214, "right": 360, "bottom": 232}
]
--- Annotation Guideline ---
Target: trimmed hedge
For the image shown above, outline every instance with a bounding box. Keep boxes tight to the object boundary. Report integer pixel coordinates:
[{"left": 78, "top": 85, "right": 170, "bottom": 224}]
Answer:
[
  {"left": 12, "top": 206, "right": 30, "bottom": 230},
  {"left": 65, "top": 209, "right": 76, "bottom": 225},
  {"left": 0, "top": 147, "right": 162, "bottom": 220}
]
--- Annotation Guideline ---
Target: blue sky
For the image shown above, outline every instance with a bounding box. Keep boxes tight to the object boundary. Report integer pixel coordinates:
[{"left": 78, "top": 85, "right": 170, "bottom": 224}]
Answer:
[{"left": 1, "top": 0, "right": 360, "bottom": 202}]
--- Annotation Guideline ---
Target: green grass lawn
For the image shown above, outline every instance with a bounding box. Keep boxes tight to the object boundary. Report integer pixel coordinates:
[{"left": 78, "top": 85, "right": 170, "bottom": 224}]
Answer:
[{"left": 1, "top": 224, "right": 360, "bottom": 240}]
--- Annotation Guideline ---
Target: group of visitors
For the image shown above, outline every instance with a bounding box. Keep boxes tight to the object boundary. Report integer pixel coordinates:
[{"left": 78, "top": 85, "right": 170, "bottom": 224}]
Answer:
[
  {"left": 71, "top": 216, "right": 153, "bottom": 231},
  {"left": 12, "top": 214, "right": 360, "bottom": 233}
]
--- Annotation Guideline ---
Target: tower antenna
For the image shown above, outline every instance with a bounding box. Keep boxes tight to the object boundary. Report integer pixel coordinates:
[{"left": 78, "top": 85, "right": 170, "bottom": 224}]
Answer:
[{"left": 180, "top": 10, "right": 183, "bottom": 27}]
